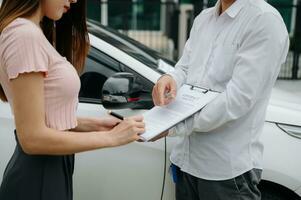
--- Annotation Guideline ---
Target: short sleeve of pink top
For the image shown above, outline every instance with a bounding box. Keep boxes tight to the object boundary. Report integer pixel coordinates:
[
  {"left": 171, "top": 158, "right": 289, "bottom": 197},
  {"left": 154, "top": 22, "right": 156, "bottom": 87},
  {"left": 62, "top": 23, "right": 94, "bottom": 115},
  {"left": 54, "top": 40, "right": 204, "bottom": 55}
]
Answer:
[{"left": 0, "top": 18, "right": 81, "bottom": 130}]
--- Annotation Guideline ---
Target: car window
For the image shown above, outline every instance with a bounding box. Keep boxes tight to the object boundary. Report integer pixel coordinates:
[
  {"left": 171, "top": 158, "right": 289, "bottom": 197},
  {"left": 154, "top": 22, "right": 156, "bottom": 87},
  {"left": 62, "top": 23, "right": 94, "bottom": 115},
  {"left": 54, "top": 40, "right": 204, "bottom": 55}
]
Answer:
[
  {"left": 79, "top": 47, "right": 154, "bottom": 105},
  {"left": 120, "top": 63, "right": 154, "bottom": 93},
  {"left": 79, "top": 47, "right": 120, "bottom": 103}
]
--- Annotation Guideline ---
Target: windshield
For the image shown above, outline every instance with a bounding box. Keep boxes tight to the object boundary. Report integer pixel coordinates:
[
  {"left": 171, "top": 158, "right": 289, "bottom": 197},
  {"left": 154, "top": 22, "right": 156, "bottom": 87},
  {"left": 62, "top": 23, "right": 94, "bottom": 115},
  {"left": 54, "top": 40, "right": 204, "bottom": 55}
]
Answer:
[{"left": 87, "top": 19, "right": 176, "bottom": 74}]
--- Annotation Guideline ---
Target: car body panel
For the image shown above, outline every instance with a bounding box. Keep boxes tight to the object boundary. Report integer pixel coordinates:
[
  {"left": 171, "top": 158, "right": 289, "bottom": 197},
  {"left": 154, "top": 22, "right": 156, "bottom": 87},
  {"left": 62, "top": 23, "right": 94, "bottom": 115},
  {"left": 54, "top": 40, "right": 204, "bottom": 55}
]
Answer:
[
  {"left": 267, "top": 87, "right": 301, "bottom": 126},
  {"left": 260, "top": 122, "right": 301, "bottom": 192},
  {"left": 296, "top": 186, "right": 301, "bottom": 196},
  {"left": 74, "top": 103, "right": 176, "bottom": 200}
]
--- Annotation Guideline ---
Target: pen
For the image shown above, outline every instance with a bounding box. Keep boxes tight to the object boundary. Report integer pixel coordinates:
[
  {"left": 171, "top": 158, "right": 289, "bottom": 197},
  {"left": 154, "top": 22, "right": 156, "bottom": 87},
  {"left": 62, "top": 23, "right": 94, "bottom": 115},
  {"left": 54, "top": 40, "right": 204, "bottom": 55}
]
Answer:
[{"left": 108, "top": 110, "right": 124, "bottom": 120}]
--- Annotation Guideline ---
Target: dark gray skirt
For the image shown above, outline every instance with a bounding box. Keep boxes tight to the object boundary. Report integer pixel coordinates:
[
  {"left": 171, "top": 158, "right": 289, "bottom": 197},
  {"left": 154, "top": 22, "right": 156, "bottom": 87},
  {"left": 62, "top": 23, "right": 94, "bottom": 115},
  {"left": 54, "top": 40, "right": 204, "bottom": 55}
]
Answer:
[{"left": 0, "top": 130, "right": 74, "bottom": 200}]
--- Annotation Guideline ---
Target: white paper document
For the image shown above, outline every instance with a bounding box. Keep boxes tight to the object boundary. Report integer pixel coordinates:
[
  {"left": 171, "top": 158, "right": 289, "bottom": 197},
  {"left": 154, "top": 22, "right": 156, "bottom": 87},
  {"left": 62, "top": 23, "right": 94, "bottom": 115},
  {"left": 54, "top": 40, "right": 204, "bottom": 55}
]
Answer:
[{"left": 140, "top": 84, "right": 219, "bottom": 141}]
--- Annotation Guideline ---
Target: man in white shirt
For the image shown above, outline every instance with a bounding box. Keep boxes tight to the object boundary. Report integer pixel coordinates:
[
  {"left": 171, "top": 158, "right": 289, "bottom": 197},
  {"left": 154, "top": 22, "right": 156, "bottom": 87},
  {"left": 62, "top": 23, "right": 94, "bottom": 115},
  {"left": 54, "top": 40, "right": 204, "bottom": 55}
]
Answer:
[{"left": 152, "top": 0, "right": 289, "bottom": 199}]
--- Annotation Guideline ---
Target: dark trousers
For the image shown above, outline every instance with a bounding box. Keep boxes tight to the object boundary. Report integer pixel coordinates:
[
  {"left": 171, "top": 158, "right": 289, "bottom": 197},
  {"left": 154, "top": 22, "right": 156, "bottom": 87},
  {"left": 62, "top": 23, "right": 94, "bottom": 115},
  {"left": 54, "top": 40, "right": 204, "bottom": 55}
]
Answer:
[
  {"left": 175, "top": 165, "right": 262, "bottom": 200},
  {"left": 0, "top": 130, "right": 74, "bottom": 200}
]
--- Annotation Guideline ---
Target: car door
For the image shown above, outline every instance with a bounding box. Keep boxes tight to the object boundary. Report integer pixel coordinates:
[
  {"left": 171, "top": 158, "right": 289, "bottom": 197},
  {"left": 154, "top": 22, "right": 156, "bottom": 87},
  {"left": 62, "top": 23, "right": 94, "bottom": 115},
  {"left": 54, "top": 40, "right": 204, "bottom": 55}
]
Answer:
[
  {"left": 0, "top": 100, "right": 16, "bottom": 182},
  {"left": 74, "top": 46, "right": 175, "bottom": 200}
]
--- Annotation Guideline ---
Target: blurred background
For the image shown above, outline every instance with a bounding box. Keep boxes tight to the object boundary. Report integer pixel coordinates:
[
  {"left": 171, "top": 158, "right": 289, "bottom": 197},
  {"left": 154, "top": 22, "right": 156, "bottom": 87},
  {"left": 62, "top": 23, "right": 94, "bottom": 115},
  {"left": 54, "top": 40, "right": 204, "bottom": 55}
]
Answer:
[{"left": 87, "top": 0, "right": 301, "bottom": 80}]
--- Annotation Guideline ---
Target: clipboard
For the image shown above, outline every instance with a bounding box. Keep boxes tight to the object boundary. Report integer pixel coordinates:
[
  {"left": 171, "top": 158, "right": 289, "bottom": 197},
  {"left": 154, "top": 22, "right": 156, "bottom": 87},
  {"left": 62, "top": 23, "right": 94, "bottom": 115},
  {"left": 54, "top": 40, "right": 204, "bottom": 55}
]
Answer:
[
  {"left": 140, "top": 84, "right": 220, "bottom": 141},
  {"left": 186, "top": 84, "right": 220, "bottom": 94}
]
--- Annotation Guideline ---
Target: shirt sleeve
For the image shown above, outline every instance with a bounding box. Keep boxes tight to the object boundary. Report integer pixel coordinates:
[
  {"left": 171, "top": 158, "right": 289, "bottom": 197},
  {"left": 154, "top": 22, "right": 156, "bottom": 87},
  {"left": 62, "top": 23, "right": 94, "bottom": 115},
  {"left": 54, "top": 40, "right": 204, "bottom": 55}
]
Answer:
[
  {"left": 169, "top": 13, "right": 290, "bottom": 137},
  {"left": 3, "top": 25, "right": 49, "bottom": 80}
]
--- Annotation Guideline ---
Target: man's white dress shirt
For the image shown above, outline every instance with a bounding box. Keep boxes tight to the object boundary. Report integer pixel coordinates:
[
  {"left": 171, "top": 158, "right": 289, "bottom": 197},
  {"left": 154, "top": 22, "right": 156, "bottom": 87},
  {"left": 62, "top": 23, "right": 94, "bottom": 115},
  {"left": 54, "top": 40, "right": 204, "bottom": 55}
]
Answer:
[{"left": 168, "top": 0, "right": 289, "bottom": 180}]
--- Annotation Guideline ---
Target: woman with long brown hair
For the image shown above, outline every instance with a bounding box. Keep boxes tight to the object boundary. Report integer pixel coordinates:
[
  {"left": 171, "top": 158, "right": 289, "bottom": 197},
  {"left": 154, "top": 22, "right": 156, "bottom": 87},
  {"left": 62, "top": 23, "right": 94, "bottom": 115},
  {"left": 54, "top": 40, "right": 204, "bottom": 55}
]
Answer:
[{"left": 0, "top": 0, "right": 145, "bottom": 199}]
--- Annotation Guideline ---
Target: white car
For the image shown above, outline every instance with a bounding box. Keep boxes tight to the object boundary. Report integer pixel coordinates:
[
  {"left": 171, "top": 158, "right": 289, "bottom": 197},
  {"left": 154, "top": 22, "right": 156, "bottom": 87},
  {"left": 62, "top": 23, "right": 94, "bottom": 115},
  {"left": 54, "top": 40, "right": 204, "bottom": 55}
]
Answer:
[{"left": 0, "top": 20, "right": 301, "bottom": 200}]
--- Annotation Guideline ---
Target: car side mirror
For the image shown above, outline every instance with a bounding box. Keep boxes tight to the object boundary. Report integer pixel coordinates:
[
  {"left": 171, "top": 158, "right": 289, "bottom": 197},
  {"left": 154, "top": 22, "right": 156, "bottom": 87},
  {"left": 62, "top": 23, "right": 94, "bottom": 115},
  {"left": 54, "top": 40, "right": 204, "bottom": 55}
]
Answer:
[{"left": 101, "top": 72, "right": 154, "bottom": 110}]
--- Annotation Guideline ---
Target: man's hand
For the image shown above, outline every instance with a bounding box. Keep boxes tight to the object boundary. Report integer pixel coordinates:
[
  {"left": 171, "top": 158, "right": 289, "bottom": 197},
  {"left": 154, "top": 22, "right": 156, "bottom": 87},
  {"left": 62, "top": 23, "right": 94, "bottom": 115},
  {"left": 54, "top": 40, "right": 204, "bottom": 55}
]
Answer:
[{"left": 152, "top": 75, "right": 177, "bottom": 106}]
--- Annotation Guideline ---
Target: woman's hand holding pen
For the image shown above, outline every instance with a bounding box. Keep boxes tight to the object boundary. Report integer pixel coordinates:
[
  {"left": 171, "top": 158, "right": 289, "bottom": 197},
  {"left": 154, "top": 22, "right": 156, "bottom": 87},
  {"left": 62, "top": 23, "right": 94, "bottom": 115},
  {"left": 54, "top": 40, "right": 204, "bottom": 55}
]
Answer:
[
  {"left": 152, "top": 74, "right": 177, "bottom": 106},
  {"left": 107, "top": 115, "right": 145, "bottom": 147}
]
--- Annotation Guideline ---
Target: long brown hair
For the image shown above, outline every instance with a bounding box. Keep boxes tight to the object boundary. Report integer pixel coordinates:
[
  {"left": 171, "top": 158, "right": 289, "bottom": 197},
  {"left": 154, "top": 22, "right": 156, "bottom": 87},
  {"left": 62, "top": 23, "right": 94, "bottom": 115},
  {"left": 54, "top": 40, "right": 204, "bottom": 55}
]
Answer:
[{"left": 0, "top": 0, "right": 90, "bottom": 102}]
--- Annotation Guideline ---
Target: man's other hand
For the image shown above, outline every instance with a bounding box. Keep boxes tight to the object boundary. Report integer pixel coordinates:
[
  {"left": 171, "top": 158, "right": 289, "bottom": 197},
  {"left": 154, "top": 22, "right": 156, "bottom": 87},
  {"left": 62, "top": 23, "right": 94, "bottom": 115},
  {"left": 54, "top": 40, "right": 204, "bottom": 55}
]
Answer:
[{"left": 152, "top": 75, "right": 177, "bottom": 106}]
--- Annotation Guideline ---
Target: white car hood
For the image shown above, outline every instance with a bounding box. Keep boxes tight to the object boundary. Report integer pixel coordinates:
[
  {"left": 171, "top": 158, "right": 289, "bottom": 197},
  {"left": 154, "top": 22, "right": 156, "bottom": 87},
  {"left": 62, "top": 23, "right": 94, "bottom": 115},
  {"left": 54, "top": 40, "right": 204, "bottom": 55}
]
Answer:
[{"left": 266, "top": 82, "right": 301, "bottom": 126}]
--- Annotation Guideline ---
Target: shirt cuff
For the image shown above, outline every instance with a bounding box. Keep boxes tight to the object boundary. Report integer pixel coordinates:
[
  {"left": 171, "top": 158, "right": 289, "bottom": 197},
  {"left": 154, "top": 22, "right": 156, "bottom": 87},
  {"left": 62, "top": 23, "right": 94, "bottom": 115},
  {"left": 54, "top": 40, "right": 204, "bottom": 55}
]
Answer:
[
  {"left": 166, "top": 71, "right": 183, "bottom": 90},
  {"left": 167, "top": 127, "right": 178, "bottom": 137},
  {"left": 168, "top": 117, "right": 194, "bottom": 137}
]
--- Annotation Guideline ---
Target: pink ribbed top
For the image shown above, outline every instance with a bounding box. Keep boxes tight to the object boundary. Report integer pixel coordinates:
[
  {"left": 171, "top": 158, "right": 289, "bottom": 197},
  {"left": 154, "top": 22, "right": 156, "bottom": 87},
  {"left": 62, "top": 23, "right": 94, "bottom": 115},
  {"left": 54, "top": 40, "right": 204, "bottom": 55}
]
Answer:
[{"left": 0, "top": 18, "right": 81, "bottom": 130}]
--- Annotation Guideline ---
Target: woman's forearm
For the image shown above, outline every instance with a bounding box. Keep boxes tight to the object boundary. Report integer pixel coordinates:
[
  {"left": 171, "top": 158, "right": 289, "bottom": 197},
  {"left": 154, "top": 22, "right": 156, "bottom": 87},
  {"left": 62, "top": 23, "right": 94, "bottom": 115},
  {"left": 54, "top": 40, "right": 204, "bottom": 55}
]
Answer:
[
  {"left": 71, "top": 117, "right": 99, "bottom": 132},
  {"left": 16, "top": 115, "right": 143, "bottom": 155},
  {"left": 18, "top": 127, "right": 113, "bottom": 155},
  {"left": 71, "top": 116, "right": 121, "bottom": 132}
]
